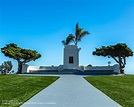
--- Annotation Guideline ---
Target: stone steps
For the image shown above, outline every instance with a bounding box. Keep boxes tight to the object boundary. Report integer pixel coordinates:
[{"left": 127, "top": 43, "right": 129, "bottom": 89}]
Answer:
[
  {"left": 22, "top": 69, "right": 116, "bottom": 75},
  {"left": 23, "top": 69, "right": 83, "bottom": 74}
]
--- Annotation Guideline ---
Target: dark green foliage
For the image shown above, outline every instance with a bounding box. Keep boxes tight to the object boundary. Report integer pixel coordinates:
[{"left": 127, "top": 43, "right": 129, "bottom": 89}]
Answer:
[
  {"left": 85, "top": 75, "right": 134, "bottom": 107},
  {"left": 93, "top": 43, "right": 133, "bottom": 74},
  {"left": 1, "top": 43, "right": 41, "bottom": 73},
  {"left": 62, "top": 34, "right": 75, "bottom": 45},
  {"left": 0, "top": 61, "right": 13, "bottom": 74},
  {"left": 62, "top": 23, "right": 90, "bottom": 45},
  {"left": 87, "top": 64, "right": 92, "bottom": 67}
]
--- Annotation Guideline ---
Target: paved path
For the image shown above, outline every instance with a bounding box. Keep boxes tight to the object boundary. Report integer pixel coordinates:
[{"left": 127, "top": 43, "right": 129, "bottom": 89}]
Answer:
[{"left": 21, "top": 75, "right": 121, "bottom": 107}]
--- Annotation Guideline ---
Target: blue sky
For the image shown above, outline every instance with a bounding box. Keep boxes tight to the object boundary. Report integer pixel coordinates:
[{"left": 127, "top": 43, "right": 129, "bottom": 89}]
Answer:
[{"left": 0, "top": 0, "right": 134, "bottom": 74}]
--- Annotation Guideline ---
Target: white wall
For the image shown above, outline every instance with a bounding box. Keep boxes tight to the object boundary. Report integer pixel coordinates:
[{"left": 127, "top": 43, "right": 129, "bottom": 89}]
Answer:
[
  {"left": 22, "top": 64, "right": 58, "bottom": 73},
  {"left": 22, "top": 64, "right": 120, "bottom": 74},
  {"left": 84, "top": 64, "right": 120, "bottom": 73},
  {"left": 22, "top": 64, "right": 29, "bottom": 73},
  {"left": 84, "top": 66, "right": 113, "bottom": 70},
  {"left": 64, "top": 45, "right": 79, "bottom": 69}
]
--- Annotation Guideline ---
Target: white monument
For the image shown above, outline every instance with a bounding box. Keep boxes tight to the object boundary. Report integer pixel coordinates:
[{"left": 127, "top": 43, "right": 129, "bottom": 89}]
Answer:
[
  {"left": 22, "top": 45, "right": 120, "bottom": 74},
  {"left": 63, "top": 45, "right": 80, "bottom": 69}
]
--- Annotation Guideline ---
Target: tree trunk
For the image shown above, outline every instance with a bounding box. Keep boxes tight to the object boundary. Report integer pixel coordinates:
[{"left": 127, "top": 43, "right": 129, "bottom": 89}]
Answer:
[
  {"left": 119, "top": 58, "right": 124, "bottom": 74},
  {"left": 75, "top": 37, "right": 78, "bottom": 46},
  {"left": 17, "top": 61, "right": 23, "bottom": 74},
  {"left": 119, "top": 65, "right": 124, "bottom": 74},
  {"left": 75, "top": 40, "right": 77, "bottom": 45}
]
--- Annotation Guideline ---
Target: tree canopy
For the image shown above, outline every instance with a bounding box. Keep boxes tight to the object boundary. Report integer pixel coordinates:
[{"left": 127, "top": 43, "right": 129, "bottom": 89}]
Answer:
[
  {"left": 62, "top": 23, "right": 90, "bottom": 45},
  {"left": 93, "top": 43, "right": 133, "bottom": 74},
  {"left": 1, "top": 43, "right": 41, "bottom": 73}
]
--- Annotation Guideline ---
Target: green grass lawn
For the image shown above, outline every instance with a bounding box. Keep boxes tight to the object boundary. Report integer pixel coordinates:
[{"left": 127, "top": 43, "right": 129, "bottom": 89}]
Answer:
[
  {"left": 85, "top": 75, "right": 134, "bottom": 107},
  {"left": 0, "top": 75, "right": 59, "bottom": 107}
]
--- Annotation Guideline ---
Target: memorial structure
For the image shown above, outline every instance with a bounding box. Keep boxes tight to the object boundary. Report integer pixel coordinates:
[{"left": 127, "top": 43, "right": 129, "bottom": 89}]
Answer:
[
  {"left": 22, "top": 45, "right": 120, "bottom": 74},
  {"left": 63, "top": 45, "right": 80, "bottom": 70}
]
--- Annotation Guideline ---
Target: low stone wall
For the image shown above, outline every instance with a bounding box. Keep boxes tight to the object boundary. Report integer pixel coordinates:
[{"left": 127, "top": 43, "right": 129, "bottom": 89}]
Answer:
[
  {"left": 84, "top": 64, "right": 120, "bottom": 74},
  {"left": 22, "top": 65, "right": 58, "bottom": 73},
  {"left": 22, "top": 64, "right": 120, "bottom": 74}
]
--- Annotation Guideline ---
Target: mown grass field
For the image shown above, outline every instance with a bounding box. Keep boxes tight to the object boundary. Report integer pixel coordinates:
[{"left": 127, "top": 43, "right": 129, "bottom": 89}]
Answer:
[
  {"left": 0, "top": 75, "right": 59, "bottom": 107},
  {"left": 85, "top": 75, "right": 134, "bottom": 107}
]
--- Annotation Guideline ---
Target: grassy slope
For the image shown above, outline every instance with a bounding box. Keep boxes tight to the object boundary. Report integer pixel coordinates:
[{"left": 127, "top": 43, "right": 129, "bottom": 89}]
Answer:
[
  {"left": 85, "top": 75, "right": 134, "bottom": 107},
  {"left": 0, "top": 75, "right": 59, "bottom": 107}
]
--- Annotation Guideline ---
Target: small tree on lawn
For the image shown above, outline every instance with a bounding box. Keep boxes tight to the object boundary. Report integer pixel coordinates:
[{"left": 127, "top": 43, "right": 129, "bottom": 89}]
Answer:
[
  {"left": 93, "top": 43, "right": 133, "bottom": 74},
  {"left": 0, "top": 61, "right": 13, "bottom": 74},
  {"left": 1, "top": 43, "right": 41, "bottom": 74}
]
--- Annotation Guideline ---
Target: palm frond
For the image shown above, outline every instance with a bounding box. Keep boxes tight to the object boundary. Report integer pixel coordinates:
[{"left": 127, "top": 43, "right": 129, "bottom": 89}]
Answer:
[
  {"left": 66, "top": 34, "right": 75, "bottom": 44},
  {"left": 62, "top": 34, "right": 75, "bottom": 45},
  {"left": 62, "top": 23, "right": 90, "bottom": 46},
  {"left": 62, "top": 40, "right": 67, "bottom": 45},
  {"left": 75, "top": 23, "right": 79, "bottom": 38},
  {"left": 75, "top": 23, "right": 83, "bottom": 42},
  {"left": 78, "top": 31, "right": 90, "bottom": 41}
]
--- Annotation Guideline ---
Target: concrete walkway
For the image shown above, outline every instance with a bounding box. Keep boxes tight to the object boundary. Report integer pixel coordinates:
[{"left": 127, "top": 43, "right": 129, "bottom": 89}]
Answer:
[{"left": 21, "top": 75, "right": 121, "bottom": 107}]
